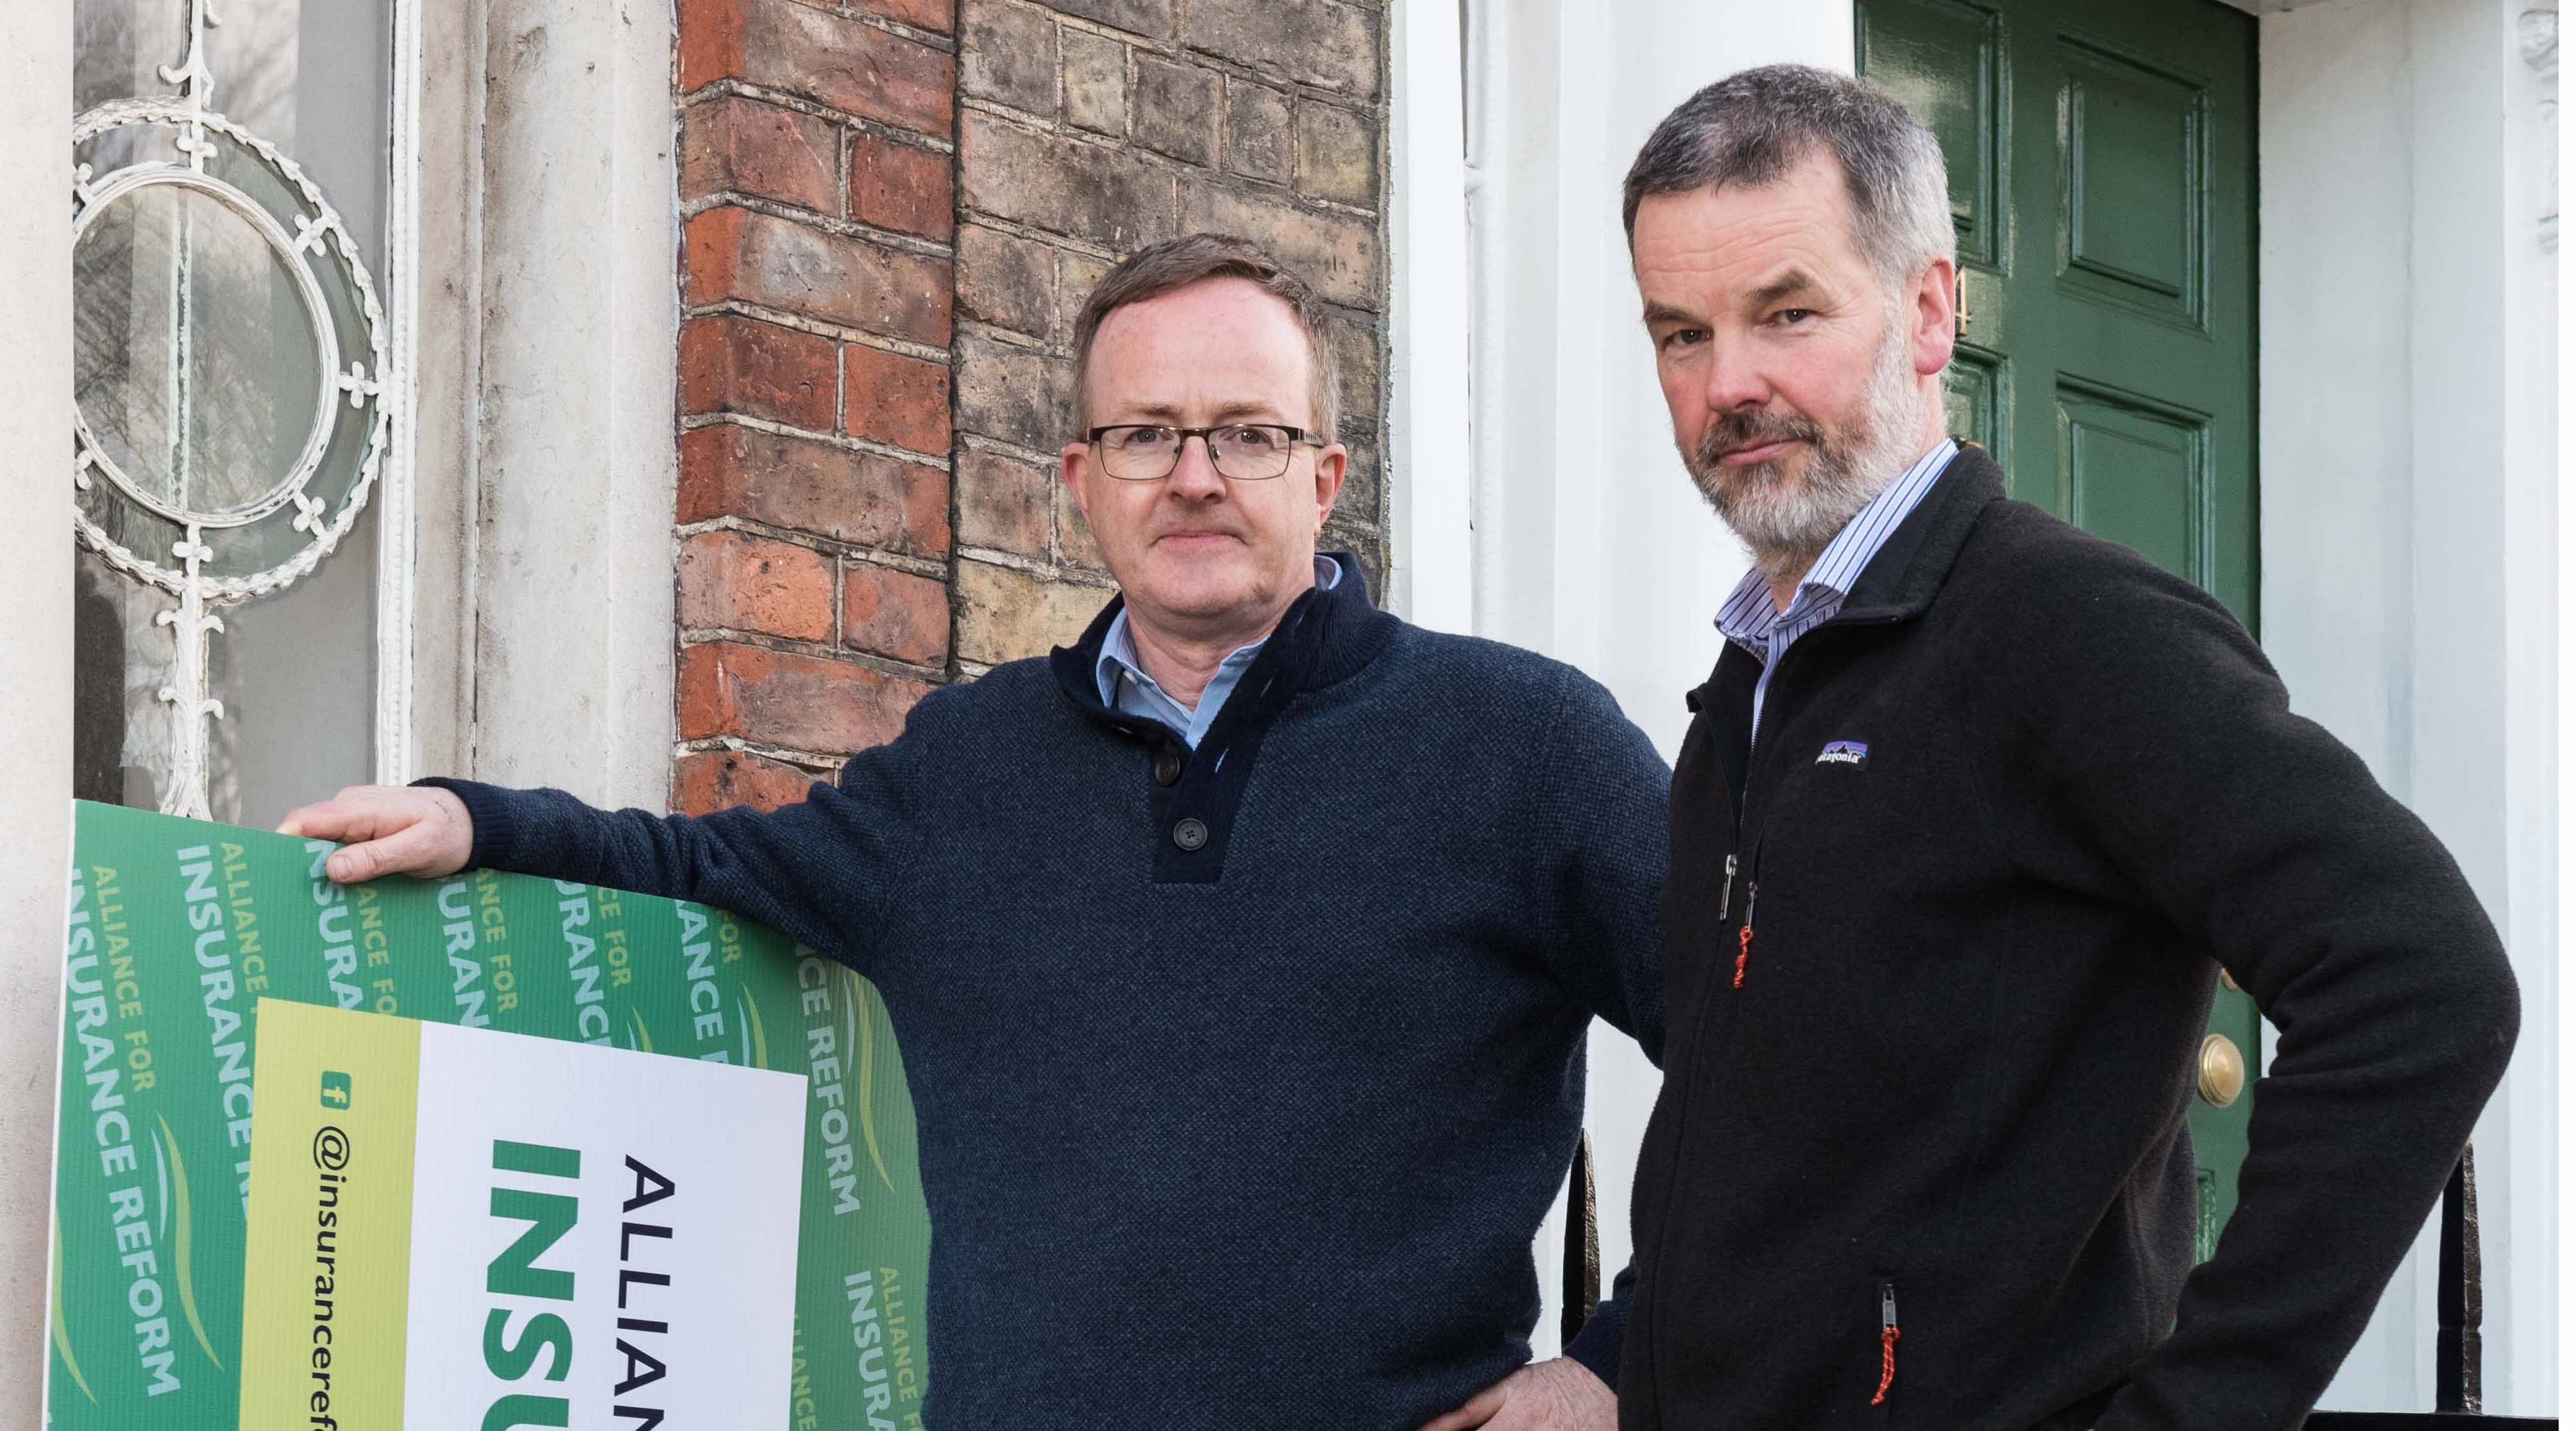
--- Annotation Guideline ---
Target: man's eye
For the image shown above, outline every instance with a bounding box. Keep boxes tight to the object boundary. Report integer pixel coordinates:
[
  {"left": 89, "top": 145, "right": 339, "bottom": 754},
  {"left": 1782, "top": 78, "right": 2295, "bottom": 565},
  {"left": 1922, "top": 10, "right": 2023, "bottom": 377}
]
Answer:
[
  {"left": 1774, "top": 309, "right": 1815, "bottom": 325},
  {"left": 1121, "top": 427, "right": 1176, "bottom": 449},
  {"left": 1226, "top": 427, "right": 1279, "bottom": 450},
  {"left": 1661, "top": 328, "right": 1708, "bottom": 350}
]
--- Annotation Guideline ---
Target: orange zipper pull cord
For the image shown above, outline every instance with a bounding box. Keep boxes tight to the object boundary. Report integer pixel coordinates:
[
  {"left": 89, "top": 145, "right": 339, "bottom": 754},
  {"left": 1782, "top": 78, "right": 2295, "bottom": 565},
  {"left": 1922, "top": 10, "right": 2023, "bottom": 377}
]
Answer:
[
  {"left": 1872, "top": 1282, "right": 1899, "bottom": 1406},
  {"left": 1733, "top": 883, "right": 1758, "bottom": 989}
]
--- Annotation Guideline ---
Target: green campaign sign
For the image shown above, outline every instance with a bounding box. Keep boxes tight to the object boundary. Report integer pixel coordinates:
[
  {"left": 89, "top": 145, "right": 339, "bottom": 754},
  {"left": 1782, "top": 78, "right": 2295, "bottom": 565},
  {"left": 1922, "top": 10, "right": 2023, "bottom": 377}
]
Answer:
[{"left": 45, "top": 800, "right": 933, "bottom": 1429}]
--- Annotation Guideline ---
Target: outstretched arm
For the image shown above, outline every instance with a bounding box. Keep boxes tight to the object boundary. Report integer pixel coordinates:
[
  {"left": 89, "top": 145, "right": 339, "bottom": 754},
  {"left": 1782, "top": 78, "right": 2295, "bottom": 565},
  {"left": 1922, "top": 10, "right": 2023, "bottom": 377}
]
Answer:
[{"left": 281, "top": 720, "right": 933, "bottom": 972}]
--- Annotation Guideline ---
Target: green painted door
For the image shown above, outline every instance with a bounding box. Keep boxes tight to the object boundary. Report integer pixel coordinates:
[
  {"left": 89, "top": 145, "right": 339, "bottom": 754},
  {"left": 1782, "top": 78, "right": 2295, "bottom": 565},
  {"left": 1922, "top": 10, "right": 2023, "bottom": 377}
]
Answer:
[{"left": 1858, "top": 0, "right": 2259, "bottom": 1258}]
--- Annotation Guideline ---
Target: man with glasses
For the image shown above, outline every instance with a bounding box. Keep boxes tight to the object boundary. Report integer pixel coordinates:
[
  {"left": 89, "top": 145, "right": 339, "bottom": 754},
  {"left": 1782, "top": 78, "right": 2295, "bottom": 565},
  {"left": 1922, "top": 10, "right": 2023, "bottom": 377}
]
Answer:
[{"left": 282, "top": 233, "right": 1663, "bottom": 1431}]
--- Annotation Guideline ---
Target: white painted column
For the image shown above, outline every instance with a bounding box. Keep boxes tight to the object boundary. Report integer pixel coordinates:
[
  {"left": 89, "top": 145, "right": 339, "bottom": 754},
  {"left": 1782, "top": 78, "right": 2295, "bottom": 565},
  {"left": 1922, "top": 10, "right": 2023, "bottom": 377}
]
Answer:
[
  {"left": 0, "top": 8, "right": 77, "bottom": 1427},
  {"left": 470, "top": 0, "right": 680, "bottom": 808},
  {"left": 1387, "top": 0, "right": 1475, "bottom": 633},
  {"left": 2266, "top": 0, "right": 2557, "bottom": 1412}
]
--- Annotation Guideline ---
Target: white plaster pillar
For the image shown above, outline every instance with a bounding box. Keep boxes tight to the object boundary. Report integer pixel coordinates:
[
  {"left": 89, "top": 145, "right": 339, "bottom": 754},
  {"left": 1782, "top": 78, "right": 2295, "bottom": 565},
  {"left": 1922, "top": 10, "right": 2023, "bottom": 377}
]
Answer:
[
  {"left": 470, "top": 0, "right": 680, "bottom": 808},
  {"left": 0, "top": 8, "right": 78, "bottom": 1426}
]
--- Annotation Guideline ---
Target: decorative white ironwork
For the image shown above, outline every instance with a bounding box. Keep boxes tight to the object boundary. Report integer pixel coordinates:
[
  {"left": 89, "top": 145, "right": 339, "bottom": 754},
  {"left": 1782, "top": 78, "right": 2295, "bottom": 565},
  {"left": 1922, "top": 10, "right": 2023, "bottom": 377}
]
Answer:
[
  {"left": 153, "top": 532, "right": 229, "bottom": 820},
  {"left": 72, "top": 0, "right": 390, "bottom": 820}
]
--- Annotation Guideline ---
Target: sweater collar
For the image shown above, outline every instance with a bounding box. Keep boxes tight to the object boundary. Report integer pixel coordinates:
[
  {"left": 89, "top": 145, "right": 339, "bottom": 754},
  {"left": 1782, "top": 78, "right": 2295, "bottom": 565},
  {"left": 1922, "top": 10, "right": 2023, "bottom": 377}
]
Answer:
[
  {"left": 1050, "top": 551, "right": 1398, "bottom": 736},
  {"left": 1827, "top": 441, "right": 2006, "bottom": 625}
]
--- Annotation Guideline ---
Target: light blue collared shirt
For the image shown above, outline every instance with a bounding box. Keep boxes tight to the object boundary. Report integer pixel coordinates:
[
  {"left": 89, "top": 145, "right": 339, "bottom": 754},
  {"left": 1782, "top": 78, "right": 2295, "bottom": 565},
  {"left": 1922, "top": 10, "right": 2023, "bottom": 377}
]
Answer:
[
  {"left": 1096, "top": 555, "right": 1344, "bottom": 749},
  {"left": 1715, "top": 438, "right": 1959, "bottom": 748}
]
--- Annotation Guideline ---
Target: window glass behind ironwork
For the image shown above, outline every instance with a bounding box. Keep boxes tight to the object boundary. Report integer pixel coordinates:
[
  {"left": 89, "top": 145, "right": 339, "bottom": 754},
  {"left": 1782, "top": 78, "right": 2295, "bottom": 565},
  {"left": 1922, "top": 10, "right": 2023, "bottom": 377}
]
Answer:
[{"left": 71, "top": 0, "right": 391, "bottom": 827}]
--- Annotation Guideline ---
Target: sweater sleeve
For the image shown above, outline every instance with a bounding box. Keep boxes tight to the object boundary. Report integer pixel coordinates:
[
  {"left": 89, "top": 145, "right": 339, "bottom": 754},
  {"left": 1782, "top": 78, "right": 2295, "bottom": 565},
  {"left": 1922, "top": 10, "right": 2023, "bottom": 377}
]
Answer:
[
  {"left": 1532, "top": 667, "right": 1672, "bottom": 1391},
  {"left": 1532, "top": 667, "right": 1671, "bottom": 1060},
  {"left": 1977, "top": 541, "right": 2519, "bottom": 1431},
  {"left": 414, "top": 705, "right": 935, "bottom": 975}
]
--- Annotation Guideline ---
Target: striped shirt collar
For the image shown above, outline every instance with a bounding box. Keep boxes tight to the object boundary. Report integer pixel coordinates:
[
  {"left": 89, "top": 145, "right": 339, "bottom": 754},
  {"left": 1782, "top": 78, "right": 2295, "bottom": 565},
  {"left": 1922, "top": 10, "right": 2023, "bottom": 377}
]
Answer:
[{"left": 1715, "top": 437, "right": 1960, "bottom": 657}]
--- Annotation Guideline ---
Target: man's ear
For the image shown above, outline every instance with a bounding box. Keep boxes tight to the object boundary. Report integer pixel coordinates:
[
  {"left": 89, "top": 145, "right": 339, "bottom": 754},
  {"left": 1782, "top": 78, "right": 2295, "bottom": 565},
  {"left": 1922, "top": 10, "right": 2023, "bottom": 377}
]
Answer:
[
  {"left": 1061, "top": 439, "right": 1097, "bottom": 528},
  {"left": 1310, "top": 443, "right": 1348, "bottom": 527},
  {"left": 1913, "top": 255, "right": 1960, "bottom": 378}
]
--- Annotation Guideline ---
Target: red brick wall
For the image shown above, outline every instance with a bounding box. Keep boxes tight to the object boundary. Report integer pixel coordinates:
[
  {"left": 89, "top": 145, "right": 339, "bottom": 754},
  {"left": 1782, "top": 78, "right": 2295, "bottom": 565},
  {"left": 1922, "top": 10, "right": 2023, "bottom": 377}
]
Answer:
[{"left": 669, "top": 0, "right": 1389, "bottom": 815}]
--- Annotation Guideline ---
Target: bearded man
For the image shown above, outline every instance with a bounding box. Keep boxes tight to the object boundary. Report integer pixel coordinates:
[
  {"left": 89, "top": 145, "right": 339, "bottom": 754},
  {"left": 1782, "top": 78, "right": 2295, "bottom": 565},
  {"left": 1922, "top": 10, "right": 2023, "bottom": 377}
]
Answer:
[{"left": 1611, "top": 66, "right": 2518, "bottom": 1431}]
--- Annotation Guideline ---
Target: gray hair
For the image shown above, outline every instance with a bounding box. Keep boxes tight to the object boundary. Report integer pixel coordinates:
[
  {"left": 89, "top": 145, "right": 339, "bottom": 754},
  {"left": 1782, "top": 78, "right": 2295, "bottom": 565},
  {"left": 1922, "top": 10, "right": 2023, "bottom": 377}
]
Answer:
[
  {"left": 1622, "top": 65, "right": 1954, "bottom": 291},
  {"left": 1071, "top": 232, "right": 1342, "bottom": 441}
]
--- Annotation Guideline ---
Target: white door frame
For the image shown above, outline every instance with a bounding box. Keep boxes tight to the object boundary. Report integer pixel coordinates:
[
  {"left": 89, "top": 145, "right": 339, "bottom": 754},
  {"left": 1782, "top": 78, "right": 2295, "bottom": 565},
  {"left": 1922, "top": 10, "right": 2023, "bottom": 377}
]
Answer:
[{"left": 0, "top": 6, "right": 76, "bottom": 1425}]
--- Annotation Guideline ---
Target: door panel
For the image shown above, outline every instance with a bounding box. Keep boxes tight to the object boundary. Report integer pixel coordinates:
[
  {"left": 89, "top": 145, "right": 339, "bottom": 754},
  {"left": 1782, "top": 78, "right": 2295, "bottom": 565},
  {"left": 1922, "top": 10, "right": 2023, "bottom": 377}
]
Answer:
[{"left": 1861, "top": 0, "right": 2258, "bottom": 1258}]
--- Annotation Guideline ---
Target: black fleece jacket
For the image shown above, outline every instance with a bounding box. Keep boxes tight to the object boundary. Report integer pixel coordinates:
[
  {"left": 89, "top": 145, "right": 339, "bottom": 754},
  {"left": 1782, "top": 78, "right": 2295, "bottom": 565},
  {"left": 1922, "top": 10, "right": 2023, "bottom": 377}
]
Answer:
[{"left": 1618, "top": 447, "right": 2519, "bottom": 1431}]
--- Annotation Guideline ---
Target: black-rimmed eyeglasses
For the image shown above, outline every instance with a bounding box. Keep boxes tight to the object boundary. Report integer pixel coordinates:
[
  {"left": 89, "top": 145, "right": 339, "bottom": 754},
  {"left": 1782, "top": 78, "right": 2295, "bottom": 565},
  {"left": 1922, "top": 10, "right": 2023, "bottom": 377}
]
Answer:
[{"left": 1085, "top": 423, "right": 1328, "bottom": 482}]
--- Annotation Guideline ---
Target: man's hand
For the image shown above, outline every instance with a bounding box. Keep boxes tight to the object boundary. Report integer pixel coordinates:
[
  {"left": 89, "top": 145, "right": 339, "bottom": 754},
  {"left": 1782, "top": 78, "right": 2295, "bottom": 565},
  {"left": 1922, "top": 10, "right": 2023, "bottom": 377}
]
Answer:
[
  {"left": 1417, "top": 1358, "right": 1615, "bottom": 1431},
  {"left": 277, "top": 785, "right": 474, "bottom": 883}
]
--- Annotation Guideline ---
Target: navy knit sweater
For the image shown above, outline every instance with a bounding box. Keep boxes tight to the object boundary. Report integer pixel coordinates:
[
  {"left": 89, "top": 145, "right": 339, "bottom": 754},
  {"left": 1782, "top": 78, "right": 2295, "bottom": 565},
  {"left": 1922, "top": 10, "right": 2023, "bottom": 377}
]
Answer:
[{"left": 424, "top": 558, "right": 1669, "bottom": 1429}]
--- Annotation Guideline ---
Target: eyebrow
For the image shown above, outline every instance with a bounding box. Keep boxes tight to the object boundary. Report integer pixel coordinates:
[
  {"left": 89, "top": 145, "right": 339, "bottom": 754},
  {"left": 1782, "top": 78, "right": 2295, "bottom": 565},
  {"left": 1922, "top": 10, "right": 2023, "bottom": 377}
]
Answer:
[
  {"left": 1745, "top": 267, "right": 1827, "bottom": 312},
  {"left": 1641, "top": 300, "right": 1704, "bottom": 328},
  {"left": 1111, "top": 400, "right": 1289, "bottom": 424}
]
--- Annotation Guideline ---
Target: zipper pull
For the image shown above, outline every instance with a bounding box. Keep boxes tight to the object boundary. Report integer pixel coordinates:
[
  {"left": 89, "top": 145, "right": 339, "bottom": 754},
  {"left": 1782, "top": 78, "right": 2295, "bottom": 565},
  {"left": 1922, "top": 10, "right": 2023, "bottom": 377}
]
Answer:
[
  {"left": 1733, "top": 882, "right": 1758, "bottom": 989},
  {"left": 1718, "top": 854, "right": 1738, "bottom": 921},
  {"left": 1872, "top": 1281, "right": 1900, "bottom": 1407}
]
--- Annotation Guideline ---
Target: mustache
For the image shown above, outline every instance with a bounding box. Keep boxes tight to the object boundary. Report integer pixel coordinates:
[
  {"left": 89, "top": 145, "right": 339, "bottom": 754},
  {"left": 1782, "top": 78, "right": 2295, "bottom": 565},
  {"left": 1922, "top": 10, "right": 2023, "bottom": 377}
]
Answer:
[{"left": 1693, "top": 411, "right": 1826, "bottom": 470}]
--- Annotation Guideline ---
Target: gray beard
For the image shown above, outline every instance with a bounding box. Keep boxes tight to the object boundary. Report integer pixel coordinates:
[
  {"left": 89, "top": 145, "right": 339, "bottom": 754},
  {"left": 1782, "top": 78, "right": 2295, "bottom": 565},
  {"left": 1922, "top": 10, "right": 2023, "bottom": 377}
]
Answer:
[{"left": 1683, "top": 314, "right": 1928, "bottom": 591}]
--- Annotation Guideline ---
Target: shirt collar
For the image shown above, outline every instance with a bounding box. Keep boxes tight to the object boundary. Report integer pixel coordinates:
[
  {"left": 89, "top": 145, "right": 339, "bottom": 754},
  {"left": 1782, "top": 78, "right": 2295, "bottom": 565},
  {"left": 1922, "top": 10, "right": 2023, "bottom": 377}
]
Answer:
[
  {"left": 1714, "top": 437, "right": 1959, "bottom": 646},
  {"left": 1095, "top": 554, "right": 1344, "bottom": 707}
]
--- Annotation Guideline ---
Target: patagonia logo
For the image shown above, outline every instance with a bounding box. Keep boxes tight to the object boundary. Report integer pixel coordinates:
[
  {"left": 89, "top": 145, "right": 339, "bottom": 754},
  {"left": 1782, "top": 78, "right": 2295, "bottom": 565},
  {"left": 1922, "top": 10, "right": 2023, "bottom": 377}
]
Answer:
[{"left": 1816, "top": 740, "right": 1871, "bottom": 768}]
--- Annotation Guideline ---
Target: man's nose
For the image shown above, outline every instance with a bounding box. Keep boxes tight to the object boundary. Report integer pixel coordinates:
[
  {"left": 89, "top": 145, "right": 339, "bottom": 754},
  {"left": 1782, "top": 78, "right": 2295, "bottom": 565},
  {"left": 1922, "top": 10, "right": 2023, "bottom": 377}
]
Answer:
[
  {"left": 1699, "top": 338, "right": 1772, "bottom": 414},
  {"left": 1165, "top": 434, "right": 1229, "bottom": 498}
]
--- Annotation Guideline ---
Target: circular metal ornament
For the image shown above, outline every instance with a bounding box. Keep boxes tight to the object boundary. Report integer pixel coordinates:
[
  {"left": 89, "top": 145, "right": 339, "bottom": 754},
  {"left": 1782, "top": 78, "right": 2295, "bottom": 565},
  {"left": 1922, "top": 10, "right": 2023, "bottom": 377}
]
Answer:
[{"left": 70, "top": 96, "right": 389, "bottom": 602}]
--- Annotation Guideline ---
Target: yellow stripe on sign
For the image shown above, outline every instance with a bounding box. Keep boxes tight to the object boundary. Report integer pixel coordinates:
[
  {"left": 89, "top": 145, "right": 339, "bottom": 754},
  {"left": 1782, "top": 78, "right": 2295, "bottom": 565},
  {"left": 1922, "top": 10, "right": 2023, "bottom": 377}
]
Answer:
[
  {"left": 237, "top": 1001, "right": 423, "bottom": 1431},
  {"left": 153, "top": 1115, "right": 223, "bottom": 1369},
  {"left": 853, "top": 972, "right": 894, "bottom": 1192},
  {"left": 49, "top": 1215, "right": 96, "bottom": 1403}
]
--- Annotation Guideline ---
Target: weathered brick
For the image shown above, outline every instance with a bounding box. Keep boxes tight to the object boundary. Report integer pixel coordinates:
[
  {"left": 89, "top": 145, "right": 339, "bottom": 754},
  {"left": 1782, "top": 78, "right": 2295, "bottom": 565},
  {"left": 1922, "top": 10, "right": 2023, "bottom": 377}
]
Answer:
[
  {"left": 849, "top": 131, "right": 954, "bottom": 241},
  {"left": 960, "top": 0, "right": 1057, "bottom": 114},
  {"left": 842, "top": 561, "right": 953, "bottom": 665},
  {"left": 1319, "top": 521, "right": 1384, "bottom": 595},
  {"left": 673, "top": 749, "right": 821, "bottom": 817},
  {"left": 956, "top": 445, "right": 1054, "bottom": 556},
  {"left": 679, "top": 314, "right": 838, "bottom": 430},
  {"left": 677, "top": 529, "right": 836, "bottom": 641},
  {"left": 678, "top": 640, "right": 932, "bottom": 749},
  {"left": 1055, "top": 476, "right": 1106, "bottom": 570},
  {"left": 956, "top": 332, "right": 1078, "bottom": 450},
  {"left": 693, "top": 207, "right": 951, "bottom": 346},
  {"left": 849, "top": 0, "right": 954, "bottom": 36},
  {"left": 1063, "top": 28, "right": 1128, "bottom": 137},
  {"left": 682, "top": 0, "right": 954, "bottom": 135},
  {"left": 1183, "top": 183, "right": 1378, "bottom": 309},
  {"left": 842, "top": 343, "right": 953, "bottom": 456},
  {"left": 961, "top": 112, "right": 1178, "bottom": 249},
  {"left": 1297, "top": 101, "right": 1375, "bottom": 205},
  {"left": 1043, "top": 0, "right": 1176, "bottom": 38},
  {"left": 1056, "top": 248, "right": 1110, "bottom": 341},
  {"left": 1133, "top": 56, "right": 1219, "bottom": 167},
  {"left": 1223, "top": 79, "right": 1292, "bottom": 183},
  {"left": 1184, "top": 0, "right": 1378, "bottom": 98},
  {"left": 1334, "top": 432, "right": 1382, "bottom": 529},
  {"left": 956, "top": 560, "right": 1110, "bottom": 664},
  {"left": 1324, "top": 308, "right": 1381, "bottom": 434},
  {"left": 681, "top": 96, "right": 840, "bottom": 213},
  {"left": 957, "top": 223, "right": 1056, "bottom": 337},
  {"left": 681, "top": 423, "right": 952, "bottom": 555}
]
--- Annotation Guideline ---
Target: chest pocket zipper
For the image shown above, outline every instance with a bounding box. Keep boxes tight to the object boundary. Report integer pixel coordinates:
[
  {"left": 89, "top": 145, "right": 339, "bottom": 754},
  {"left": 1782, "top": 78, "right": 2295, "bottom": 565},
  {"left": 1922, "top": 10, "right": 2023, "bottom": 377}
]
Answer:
[
  {"left": 1872, "top": 1280, "right": 1901, "bottom": 1408},
  {"left": 1734, "top": 881, "right": 1758, "bottom": 988}
]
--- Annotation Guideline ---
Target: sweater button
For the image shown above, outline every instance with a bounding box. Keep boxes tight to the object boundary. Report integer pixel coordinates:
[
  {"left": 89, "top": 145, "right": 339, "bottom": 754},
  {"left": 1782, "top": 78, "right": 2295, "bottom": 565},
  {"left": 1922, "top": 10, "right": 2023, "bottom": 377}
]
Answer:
[
  {"left": 1153, "top": 748, "right": 1184, "bottom": 786},
  {"left": 1171, "top": 817, "right": 1210, "bottom": 852}
]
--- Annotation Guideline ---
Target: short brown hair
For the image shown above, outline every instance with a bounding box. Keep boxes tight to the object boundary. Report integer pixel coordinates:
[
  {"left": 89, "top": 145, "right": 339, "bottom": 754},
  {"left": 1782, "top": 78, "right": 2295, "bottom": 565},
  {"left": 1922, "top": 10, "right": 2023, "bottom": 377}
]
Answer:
[{"left": 1070, "top": 233, "right": 1342, "bottom": 441}]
